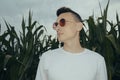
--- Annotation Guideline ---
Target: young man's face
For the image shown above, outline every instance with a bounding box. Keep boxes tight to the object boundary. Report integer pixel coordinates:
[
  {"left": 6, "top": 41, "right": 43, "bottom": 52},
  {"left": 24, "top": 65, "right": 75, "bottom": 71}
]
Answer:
[{"left": 53, "top": 12, "right": 82, "bottom": 43}]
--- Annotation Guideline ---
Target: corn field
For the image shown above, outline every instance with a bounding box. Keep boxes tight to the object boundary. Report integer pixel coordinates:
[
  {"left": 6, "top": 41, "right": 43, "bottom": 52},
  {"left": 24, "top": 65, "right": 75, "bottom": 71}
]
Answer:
[{"left": 0, "top": 1, "right": 120, "bottom": 80}]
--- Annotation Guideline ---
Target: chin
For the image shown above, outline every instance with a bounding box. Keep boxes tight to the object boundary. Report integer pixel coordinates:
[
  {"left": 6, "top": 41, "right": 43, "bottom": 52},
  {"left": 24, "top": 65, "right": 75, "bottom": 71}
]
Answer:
[
  {"left": 58, "top": 37, "right": 64, "bottom": 42},
  {"left": 57, "top": 34, "right": 68, "bottom": 42},
  {"left": 58, "top": 37, "right": 67, "bottom": 43},
  {"left": 58, "top": 38, "right": 63, "bottom": 42}
]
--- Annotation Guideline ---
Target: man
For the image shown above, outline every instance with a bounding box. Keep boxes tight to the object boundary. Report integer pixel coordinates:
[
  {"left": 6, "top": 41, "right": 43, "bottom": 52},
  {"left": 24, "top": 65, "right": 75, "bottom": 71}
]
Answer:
[{"left": 35, "top": 7, "right": 108, "bottom": 80}]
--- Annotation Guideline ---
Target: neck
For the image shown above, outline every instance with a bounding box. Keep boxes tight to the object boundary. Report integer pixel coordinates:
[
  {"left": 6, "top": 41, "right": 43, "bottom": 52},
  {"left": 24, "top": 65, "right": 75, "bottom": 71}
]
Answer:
[{"left": 63, "top": 38, "right": 84, "bottom": 53}]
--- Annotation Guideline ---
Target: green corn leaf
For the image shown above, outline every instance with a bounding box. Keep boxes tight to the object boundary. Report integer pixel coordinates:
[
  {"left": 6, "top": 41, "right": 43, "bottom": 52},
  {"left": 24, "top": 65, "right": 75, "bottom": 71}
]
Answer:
[
  {"left": 37, "top": 29, "right": 44, "bottom": 40},
  {"left": 21, "top": 17, "right": 26, "bottom": 39},
  {"left": 33, "top": 25, "right": 44, "bottom": 35},
  {"left": 106, "top": 34, "right": 120, "bottom": 54},
  {"left": 31, "top": 21, "right": 37, "bottom": 29}
]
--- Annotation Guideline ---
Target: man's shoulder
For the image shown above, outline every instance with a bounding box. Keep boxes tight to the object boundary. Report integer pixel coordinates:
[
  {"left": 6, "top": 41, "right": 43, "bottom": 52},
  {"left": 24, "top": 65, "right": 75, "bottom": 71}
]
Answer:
[
  {"left": 40, "top": 48, "right": 61, "bottom": 58},
  {"left": 85, "top": 48, "right": 104, "bottom": 61}
]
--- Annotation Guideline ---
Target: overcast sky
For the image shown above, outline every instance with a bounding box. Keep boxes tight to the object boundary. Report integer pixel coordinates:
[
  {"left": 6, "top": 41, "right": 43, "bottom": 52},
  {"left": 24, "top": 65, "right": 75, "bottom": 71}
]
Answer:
[{"left": 0, "top": 0, "right": 120, "bottom": 35}]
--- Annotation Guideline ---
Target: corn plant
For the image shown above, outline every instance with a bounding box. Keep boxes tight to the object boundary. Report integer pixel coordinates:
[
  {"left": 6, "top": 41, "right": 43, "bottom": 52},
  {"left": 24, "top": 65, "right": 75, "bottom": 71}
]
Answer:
[
  {"left": 0, "top": 11, "right": 59, "bottom": 80},
  {"left": 80, "top": 0, "right": 120, "bottom": 80}
]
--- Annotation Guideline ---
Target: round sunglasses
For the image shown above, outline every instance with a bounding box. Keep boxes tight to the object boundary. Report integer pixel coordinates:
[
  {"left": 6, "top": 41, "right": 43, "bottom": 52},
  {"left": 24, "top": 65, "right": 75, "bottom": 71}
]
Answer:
[{"left": 53, "top": 18, "right": 74, "bottom": 30}]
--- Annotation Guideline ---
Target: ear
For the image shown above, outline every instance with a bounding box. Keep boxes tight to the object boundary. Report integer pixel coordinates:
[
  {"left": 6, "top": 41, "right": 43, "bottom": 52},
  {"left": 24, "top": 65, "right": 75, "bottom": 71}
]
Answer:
[{"left": 76, "top": 22, "right": 83, "bottom": 31}]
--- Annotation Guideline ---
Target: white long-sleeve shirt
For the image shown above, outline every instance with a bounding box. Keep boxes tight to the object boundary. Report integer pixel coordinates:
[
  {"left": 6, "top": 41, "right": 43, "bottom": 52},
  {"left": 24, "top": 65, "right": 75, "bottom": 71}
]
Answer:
[{"left": 35, "top": 48, "right": 108, "bottom": 80}]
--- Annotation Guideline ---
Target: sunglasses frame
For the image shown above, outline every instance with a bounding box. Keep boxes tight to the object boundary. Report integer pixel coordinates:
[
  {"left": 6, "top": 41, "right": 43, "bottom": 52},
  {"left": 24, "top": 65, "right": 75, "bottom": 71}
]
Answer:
[{"left": 53, "top": 18, "right": 75, "bottom": 30}]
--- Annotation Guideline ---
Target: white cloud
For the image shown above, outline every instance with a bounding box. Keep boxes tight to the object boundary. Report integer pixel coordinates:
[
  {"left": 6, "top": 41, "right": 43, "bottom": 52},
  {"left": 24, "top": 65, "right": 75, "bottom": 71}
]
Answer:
[{"left": 0, "top": 0, "right": 120, "bottom": 35}]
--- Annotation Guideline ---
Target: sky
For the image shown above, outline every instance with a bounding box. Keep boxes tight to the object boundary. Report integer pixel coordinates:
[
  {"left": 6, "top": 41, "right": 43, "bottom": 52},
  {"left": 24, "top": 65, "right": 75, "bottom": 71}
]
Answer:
[{"left": 0, "top": 0, "right": 120, "bottom": 36}]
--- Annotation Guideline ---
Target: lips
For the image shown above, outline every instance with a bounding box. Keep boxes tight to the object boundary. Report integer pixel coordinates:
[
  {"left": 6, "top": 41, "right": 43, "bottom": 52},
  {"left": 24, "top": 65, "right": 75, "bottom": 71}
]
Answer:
[{"left": 57, "top": 32, "right": 63, "bottom": 36}]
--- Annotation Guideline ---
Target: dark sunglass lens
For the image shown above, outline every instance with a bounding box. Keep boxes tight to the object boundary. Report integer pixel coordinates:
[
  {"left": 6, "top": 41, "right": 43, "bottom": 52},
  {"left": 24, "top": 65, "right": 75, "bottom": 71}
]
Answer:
[{"left": 60, "top": 19, "right": 65, "bottom": 27}]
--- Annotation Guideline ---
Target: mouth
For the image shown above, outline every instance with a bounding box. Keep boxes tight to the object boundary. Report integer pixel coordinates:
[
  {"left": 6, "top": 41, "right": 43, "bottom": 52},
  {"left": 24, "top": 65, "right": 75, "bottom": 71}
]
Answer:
[{"left": 57, "top": 32, "right": 63, "bottom": 36}]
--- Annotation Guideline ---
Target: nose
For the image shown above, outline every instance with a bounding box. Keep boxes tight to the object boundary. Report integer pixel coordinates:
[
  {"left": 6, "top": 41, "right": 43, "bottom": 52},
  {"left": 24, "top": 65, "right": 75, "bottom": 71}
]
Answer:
[{"left": 54, "top": 25, "right": 61, "bottom": 31}]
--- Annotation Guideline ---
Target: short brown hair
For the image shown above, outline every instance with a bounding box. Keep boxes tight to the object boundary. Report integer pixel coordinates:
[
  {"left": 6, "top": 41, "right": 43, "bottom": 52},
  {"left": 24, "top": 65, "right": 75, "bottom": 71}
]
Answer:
[{"left": 57, "top": 7, "right": 83, "bottom": 22}]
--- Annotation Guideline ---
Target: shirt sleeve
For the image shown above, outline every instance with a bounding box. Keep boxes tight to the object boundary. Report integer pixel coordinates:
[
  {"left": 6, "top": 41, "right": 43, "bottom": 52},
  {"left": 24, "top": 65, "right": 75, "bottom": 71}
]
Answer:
[
  {"left": 96, "top": 58, "right": 108, "bottom": 80},
  {"left": 35, "top": 55, "right": 48, "bottom": 80}
]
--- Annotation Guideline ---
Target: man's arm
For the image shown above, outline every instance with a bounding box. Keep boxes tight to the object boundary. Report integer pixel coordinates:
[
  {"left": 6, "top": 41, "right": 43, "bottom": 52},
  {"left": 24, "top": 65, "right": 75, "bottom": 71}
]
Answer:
[
  {"left": 35, "top": 56, "right": 48, "bottom": 80},
  {"left": 96, "top": 58, "right": 108, "bottom": 80}
]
